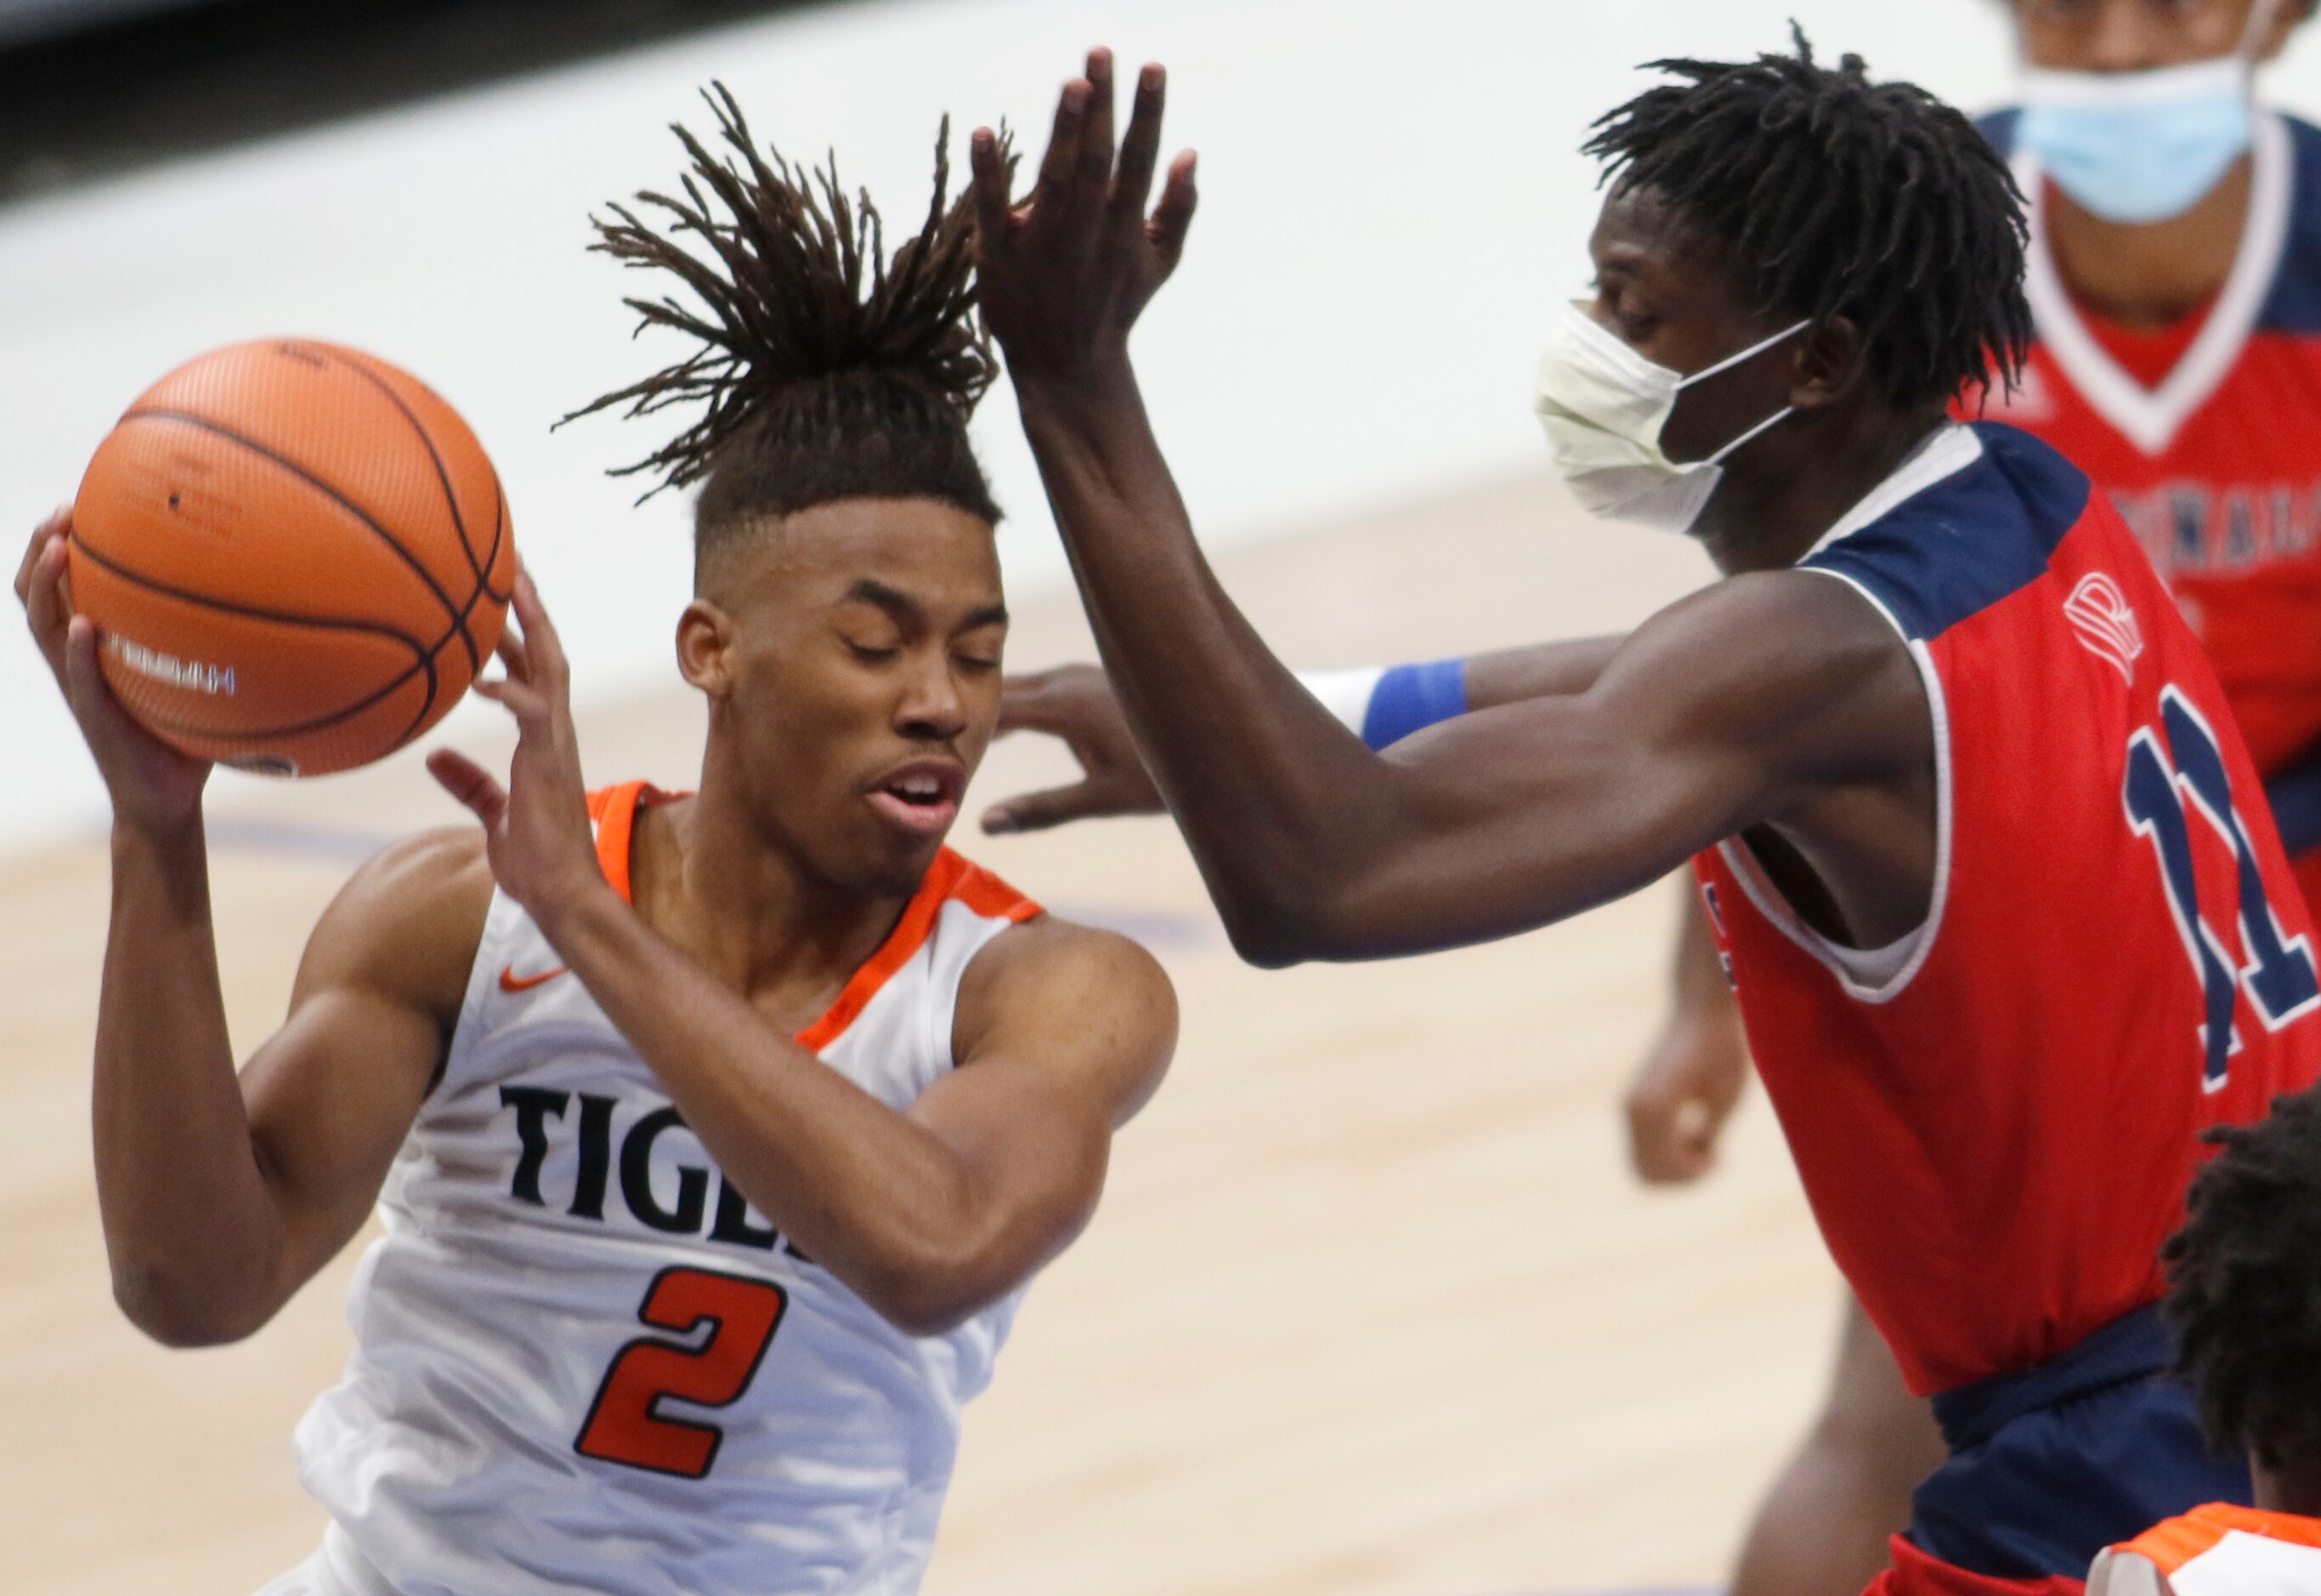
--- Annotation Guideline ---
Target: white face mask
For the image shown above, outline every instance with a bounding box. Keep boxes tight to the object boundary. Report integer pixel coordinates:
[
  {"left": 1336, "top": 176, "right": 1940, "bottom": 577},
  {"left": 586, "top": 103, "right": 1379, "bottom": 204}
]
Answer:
[{"left": 1534, "top": 302, "right": 1809, "bottom": 534}]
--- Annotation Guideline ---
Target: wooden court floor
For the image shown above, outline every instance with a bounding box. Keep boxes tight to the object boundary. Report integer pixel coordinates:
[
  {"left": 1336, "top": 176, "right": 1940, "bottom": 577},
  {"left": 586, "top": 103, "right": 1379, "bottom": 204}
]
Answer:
[{"left": 1, "top": 473, "right": 1848, "bottom": 1595}]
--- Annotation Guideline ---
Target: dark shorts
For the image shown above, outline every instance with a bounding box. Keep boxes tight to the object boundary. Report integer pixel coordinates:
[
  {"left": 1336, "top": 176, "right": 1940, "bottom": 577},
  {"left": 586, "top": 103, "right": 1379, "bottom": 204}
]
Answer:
[{"left": 1873, "top": 1307, "right": 2249, "bottom": 1594}]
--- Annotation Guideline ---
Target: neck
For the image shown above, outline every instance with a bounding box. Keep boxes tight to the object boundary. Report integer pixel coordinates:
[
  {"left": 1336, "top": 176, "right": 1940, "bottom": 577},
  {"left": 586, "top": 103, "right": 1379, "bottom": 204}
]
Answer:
[
  {"left": 1696, "top": 405, "right": 1949, "bottom": 576},
  {"left": 2045, "top": 157, "right": 2253, "bottom": 331},
  {"left": 637, "top": 750, "right": 916, "bottom": 1009},
  {"left": 2254, "top": 1456, "right": 2321, "bottom": 1518}
]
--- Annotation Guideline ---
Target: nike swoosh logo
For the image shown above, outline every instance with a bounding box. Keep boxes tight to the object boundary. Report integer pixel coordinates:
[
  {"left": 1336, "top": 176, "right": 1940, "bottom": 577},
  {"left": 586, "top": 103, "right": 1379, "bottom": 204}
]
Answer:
[{"left": 499, "top": 965, "right": 569, "bottom": 993}]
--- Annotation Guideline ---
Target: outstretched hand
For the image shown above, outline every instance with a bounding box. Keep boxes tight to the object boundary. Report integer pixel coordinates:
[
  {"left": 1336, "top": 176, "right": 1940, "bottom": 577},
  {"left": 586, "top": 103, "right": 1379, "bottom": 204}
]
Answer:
[
  {"left": 971, "top": 48, "right": 1197, "bottom": 383},
  {"left": 427, "top": 570, "right": 605, "bottom": 924},
  {"left": 982, "top": 663, "right": 1164, "bottom": 834}
]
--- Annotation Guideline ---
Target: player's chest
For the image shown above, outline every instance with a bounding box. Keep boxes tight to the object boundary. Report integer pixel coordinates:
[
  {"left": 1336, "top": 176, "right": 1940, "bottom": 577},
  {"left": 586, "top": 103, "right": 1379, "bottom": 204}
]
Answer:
[
  {"left": 415, "top": 982, "right": 936, "bottom": 1260},
  {"left": 2021, "top": 343, "right": 2321, "bottom": 580}
]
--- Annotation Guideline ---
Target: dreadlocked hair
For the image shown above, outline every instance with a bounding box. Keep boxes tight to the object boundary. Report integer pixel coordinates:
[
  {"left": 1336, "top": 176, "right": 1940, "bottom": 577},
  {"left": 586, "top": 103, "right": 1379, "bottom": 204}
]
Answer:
[
  {"left": 2161, "top": 1088, "right": 2321, "bottom": 1474},
  {"left": 563, "top": 82, "right": 1002, "bottom": 570},
  {"left": 1583, "top": 25, "right": 2031, "bottom": 413}
]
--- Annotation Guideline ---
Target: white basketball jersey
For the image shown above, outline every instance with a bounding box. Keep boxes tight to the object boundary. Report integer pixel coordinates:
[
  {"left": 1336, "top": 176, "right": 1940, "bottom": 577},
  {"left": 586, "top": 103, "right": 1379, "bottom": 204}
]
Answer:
[{"left": 280, "top": 782, "right": 1042, "bottom": 1596}]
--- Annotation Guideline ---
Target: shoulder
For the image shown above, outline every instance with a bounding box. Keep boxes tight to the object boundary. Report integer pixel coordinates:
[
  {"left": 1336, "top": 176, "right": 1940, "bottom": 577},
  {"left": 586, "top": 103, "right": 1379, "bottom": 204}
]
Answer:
[
  {"left": 1620, "top": 565, "right": 1914, "bottom": 716},
  {"left": 294, "top": 825, "right": 495, "bottom": 1024},
  {"left": 953, "top": 914, "right": 1178, "bottom": 1113},
  {"left": 1803, "top": 425, "right": 2091, "bottom": 643},
  {"left": 1583, "top": 566, "right": 1928, "bottom": 793}
]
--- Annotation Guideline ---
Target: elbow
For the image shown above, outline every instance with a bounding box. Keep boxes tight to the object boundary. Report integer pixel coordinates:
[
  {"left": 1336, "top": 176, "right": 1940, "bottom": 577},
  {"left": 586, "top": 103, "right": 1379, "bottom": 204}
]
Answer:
[
  {"left": 1215, "top": 891, "right": 1357, "bottom": 970},
  {"left": 847, "top": 1221, "right": 1027, "bottom": 1338},
  {"left": 110, "top": 1261, "right": 265, "bottom": 1350},
  {"left": 855, "top": 1266, "right": 995, "bottom": 1339}
]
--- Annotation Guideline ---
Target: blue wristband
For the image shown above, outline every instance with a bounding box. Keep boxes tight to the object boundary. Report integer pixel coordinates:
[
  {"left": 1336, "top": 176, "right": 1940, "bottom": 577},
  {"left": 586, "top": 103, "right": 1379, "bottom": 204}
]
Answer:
[{"left": 1361, "top": 659, "right": 1470, "bottom": 750}]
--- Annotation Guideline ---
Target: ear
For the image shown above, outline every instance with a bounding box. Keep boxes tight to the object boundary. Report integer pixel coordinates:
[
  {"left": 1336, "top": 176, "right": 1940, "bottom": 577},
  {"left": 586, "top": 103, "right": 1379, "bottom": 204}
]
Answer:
[
  {"left": 676, "top": 599, "right": 738, "bottom": 699},
  {"left": 1787, "top": 315, "right": 1867, "bottom": 413}
]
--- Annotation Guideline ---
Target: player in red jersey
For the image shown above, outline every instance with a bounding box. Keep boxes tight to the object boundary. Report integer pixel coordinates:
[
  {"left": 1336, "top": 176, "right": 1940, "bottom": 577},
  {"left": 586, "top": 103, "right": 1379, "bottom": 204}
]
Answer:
[
  {"left": 987, "top": 5, "right": 2321, "bottom": 1593},
  {"left": 970, "top": 37, "right": 2321, "bottom": 1595}
]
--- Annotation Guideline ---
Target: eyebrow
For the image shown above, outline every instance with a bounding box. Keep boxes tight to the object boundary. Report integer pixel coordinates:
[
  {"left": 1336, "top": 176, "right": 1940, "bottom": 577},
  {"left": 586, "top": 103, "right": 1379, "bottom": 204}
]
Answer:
[{"left": 842, "top": 579, "right": 1008, "bottom": 631}]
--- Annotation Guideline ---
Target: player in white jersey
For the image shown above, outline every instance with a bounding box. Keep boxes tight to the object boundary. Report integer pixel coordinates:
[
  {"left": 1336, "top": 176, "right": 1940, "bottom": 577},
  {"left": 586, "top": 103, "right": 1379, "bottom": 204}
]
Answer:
[
  {"left": 2086, "top": 1089, "right": 2321, "bottom": 1594},
  {"left": 13, "top": 88, "right": 1175, "bottom": 1596}
]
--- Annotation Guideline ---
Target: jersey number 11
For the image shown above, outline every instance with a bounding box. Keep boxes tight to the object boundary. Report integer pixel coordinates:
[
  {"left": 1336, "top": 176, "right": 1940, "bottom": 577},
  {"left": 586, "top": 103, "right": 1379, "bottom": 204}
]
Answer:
[{"left": 2124, "top": 686, "right": 2321, "bottom": 1091}]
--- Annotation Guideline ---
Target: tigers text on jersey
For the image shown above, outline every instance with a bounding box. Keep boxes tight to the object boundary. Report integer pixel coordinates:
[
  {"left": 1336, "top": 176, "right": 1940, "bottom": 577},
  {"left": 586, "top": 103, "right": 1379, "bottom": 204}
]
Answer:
[
  {"left": 1694, "top": 422, "right": 2321, "bottom": 1398},
  {"left": 2088, "top": 1504, "right": 2321, "bottom": 1595},
  {"left": 280, "top": 782, "right": 1042, "bottom": 1596},
  {"left": 1975, "top": 109, "right": 2321, "bottom": 787}
]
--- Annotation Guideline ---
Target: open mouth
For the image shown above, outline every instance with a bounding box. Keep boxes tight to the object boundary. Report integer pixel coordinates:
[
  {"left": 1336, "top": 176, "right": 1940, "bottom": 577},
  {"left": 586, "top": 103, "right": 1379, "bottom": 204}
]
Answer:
[{"left": 865, "top": 761, "right": 964, "bottom": 838}]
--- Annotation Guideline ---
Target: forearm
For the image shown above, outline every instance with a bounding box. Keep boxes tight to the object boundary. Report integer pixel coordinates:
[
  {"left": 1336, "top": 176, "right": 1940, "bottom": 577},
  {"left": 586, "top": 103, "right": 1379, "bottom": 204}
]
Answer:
[
  {"left": 1015, "top": 364, "right": 1398, "bottom": 955},
  {"left": 1301, "top": 638, "right": 1625, "bottom": 750},
  {"left": 537, "top": 886, "right": 1004, "bottom": 1327},
  {"left": 94, "top": 820, "right": 283, "bottom": 1342}
]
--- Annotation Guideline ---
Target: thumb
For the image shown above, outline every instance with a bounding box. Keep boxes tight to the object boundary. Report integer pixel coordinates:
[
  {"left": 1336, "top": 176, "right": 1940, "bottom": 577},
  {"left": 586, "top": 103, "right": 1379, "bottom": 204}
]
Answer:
[
  {"left": 982, "top": 779, "right": 1116, "bottom": 835},
  {"left": 427, "top": 747, "right": 509, "bottom": 830},
  {"left": 59, "top": 616, "right": 139, "bottom": 740}
]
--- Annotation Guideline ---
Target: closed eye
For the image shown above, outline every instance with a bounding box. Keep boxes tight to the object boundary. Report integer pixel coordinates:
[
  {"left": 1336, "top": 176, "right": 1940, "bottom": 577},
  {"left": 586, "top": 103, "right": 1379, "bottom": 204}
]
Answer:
[
  {"left": 954, "top": 654, "right": 1000, "bottom": 676},
  {"left": 847, "top": 641, "right": 901, "bottom": 664}
]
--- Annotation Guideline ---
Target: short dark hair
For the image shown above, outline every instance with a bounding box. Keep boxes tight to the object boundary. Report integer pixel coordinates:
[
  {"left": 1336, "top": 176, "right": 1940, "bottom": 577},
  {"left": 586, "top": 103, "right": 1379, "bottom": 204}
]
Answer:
[
  {"left": 2162, "top": 1088, "right": 2321, "bottom": 1473},
  {"left": 563, "top": 84, "right": 1002, "bottom": 573},
  {"left": 1583, "top": 28, "right": 2032, "bottom": 413}
]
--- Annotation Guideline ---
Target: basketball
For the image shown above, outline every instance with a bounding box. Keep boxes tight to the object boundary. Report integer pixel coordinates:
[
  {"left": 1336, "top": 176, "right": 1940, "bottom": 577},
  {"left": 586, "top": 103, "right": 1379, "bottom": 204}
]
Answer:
[{"left": 68, "top": 339, "right": 515, "bottom": 777}]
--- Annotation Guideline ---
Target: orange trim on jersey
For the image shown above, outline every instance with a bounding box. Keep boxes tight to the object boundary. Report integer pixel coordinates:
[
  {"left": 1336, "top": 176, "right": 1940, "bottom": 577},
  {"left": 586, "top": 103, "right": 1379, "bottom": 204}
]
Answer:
[
  {"left": 794, "top": 848, "right": 1041, "bottom": 1053},
  {"left": 2120, "top": 1503, "right": 2321, "bottom": 1571},
  {"left": 586, "top": 781, "right": 678, "bottom": 904},
  {"left": 584, "top": 784, "right": 1040, "bottom": 1051}
]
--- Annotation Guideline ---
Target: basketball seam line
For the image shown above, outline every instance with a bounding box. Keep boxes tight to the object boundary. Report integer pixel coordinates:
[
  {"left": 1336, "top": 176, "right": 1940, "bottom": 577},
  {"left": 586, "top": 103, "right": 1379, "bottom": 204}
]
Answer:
[
  {"left": 116, "top": 407, "right": 472, "bottom": 651},
  {"left": 482, "top": 474, "right": 512, "bottom": 605},
  {"left": 322, "top": 345, "right": 493, "bottom": 667},
  {"left": 69, "top": 532, "right": 428, "bottom": 649},
  {"left": 70, "top": 532, "right": 446, "bottom": 748}
]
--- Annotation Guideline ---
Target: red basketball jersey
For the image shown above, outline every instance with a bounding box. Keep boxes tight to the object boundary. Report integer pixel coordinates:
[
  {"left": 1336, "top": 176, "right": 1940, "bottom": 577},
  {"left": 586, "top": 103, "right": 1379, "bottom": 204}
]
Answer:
[
  {"left": 1695, "top": 422, "right": 2321, "bottom": 1396},
  {"left": 1973, "top": 110, "right": 2321, "bottom": 784}
]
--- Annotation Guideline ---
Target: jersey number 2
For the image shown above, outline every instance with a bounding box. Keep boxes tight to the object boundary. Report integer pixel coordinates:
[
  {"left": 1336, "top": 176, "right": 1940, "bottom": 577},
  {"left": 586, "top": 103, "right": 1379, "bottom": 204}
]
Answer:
[
  {"left": 2124, "top": 685, "right": 2321, "bottom": 1090},
  {"left": 575, "top": 1266, "right": 788, "bottom": 1479}
]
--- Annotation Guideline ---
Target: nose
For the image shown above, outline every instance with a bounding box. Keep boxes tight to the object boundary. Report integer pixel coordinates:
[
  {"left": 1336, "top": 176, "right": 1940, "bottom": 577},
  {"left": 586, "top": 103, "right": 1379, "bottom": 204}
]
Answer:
[
  {"left": 896, "top": 652, "right": 969, "bottom": 743},
  {"left": 2069, "top": 0, "right": 2229, "bottom": 73}
]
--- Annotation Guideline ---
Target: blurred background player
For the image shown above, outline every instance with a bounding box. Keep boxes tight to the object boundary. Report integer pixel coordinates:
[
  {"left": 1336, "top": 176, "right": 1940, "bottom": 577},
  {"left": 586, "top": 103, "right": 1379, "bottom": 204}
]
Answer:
[
  {"left": 973, "top": 37, "right": 2321, "bottom": 1596},
  {"left": 988, "top": 3, "right": 2321, "bottom": 1592},
  {"left": 2087, "top": 1087, "right": 2321, "bottom": 1594},
  {"left": 12, "top": 90, "right": 1173, "bottom": 1596}
]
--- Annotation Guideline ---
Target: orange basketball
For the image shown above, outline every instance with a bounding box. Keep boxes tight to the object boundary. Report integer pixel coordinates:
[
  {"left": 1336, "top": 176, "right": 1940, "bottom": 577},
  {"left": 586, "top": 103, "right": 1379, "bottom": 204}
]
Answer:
[{"left": 70, "top": 339, "right": 515, "bottom": 777}]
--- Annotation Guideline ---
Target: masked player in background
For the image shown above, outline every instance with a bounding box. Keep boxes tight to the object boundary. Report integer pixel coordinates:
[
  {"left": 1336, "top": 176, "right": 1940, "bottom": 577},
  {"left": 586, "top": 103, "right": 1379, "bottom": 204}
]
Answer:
[
  {"left": 14, "top": 91, "right": 1173, "bottom": 1596},
  {"left": 986, "top": 5, "right": 2321, "bottom": 1592},
  {"left": 973, "top": 36, "right": 2321, "bottom": 1596}
]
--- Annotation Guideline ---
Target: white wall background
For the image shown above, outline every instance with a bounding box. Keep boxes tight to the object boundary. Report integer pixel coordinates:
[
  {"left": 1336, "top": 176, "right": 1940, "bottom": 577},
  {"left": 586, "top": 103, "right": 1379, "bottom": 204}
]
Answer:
[{"left": 5, "top": 0, "right": 2319, "bottom": 853}]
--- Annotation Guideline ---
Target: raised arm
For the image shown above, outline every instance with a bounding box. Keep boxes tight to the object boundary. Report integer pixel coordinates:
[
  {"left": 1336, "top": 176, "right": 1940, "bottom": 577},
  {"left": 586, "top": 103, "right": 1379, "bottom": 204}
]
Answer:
[
  {"left": 17, "top": 512, "right": 467, "bottom": 1347},
  {"left": 972, "top": 56, "right": 1925, "bottom": 965},
  {"left": 427, "top": 577, "right": 1176, "bottom": 1336}
]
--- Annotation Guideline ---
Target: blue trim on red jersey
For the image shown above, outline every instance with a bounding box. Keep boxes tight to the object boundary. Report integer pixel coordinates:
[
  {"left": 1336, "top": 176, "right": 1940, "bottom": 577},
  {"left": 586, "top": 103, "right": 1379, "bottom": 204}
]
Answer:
[
  {"left": 1905, "top": 1308, "right": 2250, "bottom": 1581},
  {"left": 1803, "top": 424, "right": 2092, "bottom": 642},
  {"left": 1976, "top": 107, "right": 2019, "bottom": 160},
  {"left": 2261, "top": 115, "right": 2321, "bottom": 334}
]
